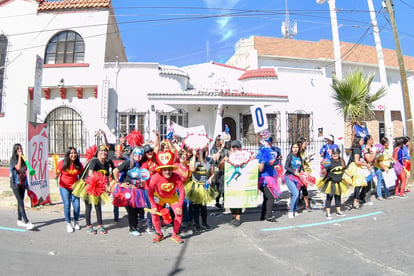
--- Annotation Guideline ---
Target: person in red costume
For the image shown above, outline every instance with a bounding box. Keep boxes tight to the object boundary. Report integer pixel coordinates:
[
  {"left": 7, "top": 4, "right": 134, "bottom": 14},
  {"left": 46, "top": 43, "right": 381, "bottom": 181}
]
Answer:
[{"left": 148, "top": 150, "right": 185, "bottom": 244}]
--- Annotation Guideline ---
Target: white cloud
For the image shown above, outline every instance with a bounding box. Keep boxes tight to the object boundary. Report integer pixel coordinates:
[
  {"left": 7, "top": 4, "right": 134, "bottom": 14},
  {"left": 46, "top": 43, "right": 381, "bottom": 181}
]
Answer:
[{"left": 203, "top": 0, "right": 241, "bottom": 42}]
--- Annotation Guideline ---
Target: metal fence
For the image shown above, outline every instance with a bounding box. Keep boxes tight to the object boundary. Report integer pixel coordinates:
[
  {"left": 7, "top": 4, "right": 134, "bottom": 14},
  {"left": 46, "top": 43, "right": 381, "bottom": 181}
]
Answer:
[
  {"left": 0, "top": 131, "right": 27, "bottom": 167},
  {"left": 242, "top": 138, "right": 327, "bottom": 158}
]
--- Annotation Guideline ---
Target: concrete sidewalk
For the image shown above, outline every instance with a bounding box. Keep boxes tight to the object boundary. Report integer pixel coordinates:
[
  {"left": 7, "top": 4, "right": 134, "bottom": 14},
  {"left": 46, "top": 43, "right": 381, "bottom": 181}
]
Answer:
[{"left": 0, "top": 175, "right": 123, "bottom": 214}]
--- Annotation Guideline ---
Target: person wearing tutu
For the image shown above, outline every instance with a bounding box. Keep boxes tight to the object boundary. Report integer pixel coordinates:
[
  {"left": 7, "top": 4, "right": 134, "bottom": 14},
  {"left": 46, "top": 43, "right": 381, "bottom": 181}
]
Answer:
[
  {"left": 345, "top": 137, "right": 370, "bottom": 209},
  {"left": 113, "top": 147, "right": 148, "bottom": 236},
  {"left": 317, "top": 148, "right": 348, "bottom": 219},
  {"left": 186, "top": 148, "right": 217, "bottom": 232},
  {"left": 257, "top": 138, "right": 281, "bottom": 222},
  {"left": 148, "top": 151, "right": 184, "bottom": 243},
  {"left": 85, "top": 144, "right": 111, "bottom": 234}
]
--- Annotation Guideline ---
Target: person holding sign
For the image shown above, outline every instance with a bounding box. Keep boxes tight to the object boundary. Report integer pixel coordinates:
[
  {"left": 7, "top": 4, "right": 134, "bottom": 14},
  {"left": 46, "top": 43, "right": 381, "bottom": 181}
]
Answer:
[{"left": 9, "top": 144, "right": 34, "bottom": 230}]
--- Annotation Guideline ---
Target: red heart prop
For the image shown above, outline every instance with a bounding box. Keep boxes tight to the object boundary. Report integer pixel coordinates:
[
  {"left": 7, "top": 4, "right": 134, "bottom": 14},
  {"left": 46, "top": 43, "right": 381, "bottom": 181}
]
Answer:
[{"left": 157, "top": 151, "right": 173, "bottom": 166}]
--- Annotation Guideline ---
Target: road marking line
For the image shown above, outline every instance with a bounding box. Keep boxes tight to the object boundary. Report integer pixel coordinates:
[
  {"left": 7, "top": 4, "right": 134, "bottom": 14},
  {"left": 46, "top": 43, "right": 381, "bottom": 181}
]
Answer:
[
  {"left": 261, "top": 211, "right": 384, "bottom": 232},
  {"left": 0, "top": 226, "right": 26, "bottom": 232}
]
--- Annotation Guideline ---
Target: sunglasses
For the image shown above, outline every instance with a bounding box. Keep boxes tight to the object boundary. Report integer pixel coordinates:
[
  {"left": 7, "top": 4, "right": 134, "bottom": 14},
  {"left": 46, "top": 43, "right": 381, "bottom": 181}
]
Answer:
[{"left": 98, "top": 145, "right": 109, "bottom": 151}]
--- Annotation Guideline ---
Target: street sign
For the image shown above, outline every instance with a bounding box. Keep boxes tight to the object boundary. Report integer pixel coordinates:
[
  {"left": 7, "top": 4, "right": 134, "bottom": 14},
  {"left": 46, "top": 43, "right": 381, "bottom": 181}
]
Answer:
[{"left": 33, "top": 55, "right": 43, "bottom": 115}]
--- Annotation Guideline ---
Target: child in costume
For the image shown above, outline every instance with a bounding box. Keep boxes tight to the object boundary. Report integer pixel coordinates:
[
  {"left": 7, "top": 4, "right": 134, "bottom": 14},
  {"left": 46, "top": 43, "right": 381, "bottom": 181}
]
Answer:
[
  {"left": 316, "top": 148, "right": 349, "bottom": 219},
  {"left": 186, "top": 148, "right": 217, "bottom": 232},
  {"left": 113, "top": 147, "right": 149, "bottom": 236},
  {"left": 148, "top": 151, "right": 185, "bottom": 243}
]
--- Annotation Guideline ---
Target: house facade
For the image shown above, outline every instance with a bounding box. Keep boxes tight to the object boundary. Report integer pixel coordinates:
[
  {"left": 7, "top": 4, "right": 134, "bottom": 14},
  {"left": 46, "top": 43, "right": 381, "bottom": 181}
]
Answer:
[{"left": 0, "top": 0, "right": 126, "bottom": 160}]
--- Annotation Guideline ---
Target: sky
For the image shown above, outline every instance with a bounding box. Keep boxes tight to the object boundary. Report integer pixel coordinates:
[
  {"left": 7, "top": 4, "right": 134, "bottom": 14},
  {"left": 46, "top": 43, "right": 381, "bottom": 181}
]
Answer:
[{"left": 111, "top": 0, "right": 414, "bottom": 68}]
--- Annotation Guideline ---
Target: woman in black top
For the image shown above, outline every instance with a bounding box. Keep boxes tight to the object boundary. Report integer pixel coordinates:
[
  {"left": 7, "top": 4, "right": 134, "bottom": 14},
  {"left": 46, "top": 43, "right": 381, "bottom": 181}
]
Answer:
[{"left": 10, "top": 143, "right": 34, "bottom": 230}]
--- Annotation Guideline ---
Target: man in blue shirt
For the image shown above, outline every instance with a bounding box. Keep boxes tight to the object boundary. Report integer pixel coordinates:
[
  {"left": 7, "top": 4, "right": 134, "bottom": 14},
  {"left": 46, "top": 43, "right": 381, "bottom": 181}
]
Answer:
[{"left": 320, "top": 134, "right": 339, "bottom": 162}]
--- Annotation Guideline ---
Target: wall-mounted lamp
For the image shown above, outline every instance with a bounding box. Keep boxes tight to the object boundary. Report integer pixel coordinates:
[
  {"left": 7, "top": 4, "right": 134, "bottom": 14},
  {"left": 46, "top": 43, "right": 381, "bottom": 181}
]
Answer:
[
  {"left": 151, "top": 104, "right": 155, "bottom": 112},
  {"left": 58, "top": 78, "right": 65, "bottom": 88},
  {"left": 197, "top": 107, "right": 201, "bottom": 112}
]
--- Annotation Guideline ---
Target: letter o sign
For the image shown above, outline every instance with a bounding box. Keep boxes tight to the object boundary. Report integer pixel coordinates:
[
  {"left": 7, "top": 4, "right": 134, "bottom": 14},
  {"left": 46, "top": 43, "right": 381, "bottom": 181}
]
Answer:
[{"left": 250, "top": 105, "right": 268, "bottom": 133}]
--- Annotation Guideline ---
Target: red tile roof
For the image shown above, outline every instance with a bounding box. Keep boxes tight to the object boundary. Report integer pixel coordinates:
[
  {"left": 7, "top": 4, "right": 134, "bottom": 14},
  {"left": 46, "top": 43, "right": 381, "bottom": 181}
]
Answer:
[
  {"left": 211, "top": 61, "right": 246, "bottom": 71},
  {"left": 253, "top": 36, "right": 414, "bottom": 71},
  {"left": 238, "top": 68, "right": 277, "bottom": 80},
  {"left": 38, "top": 0, "right": 111, "bottom": 11}
]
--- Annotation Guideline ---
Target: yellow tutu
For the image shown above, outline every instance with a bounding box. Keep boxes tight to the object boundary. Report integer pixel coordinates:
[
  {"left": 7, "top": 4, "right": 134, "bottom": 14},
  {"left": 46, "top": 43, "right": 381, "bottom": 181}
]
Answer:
[
  {"left": 72, "top": 179, "right": 110, "bottom": 206},
  {"left": 185, "top": 180, "right": 218, "bottom": 205},
  {"left": 316, "top": 177, "right": 349, "bottom": 196},
  {"left": 343, "top": 162, "right": 367, "bottom": 187}
]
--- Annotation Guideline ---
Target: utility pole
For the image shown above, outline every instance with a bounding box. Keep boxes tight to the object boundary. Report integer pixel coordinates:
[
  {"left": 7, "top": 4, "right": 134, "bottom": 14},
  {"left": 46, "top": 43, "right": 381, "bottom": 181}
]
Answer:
[
  {"left": 317, "top": 0, "right": 342, "bottom": 80},
  {"left": 385, "top": 0, "right": 414, "bottom": 184},
  {"left": 367, "top": 0, "right": 392, "bottom": 142}
]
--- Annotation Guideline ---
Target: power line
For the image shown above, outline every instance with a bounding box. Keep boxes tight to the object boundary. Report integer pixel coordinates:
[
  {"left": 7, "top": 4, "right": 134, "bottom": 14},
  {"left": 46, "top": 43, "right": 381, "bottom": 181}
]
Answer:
[{"left": 398, "top": 0, "right": 414, "bottom": 10}]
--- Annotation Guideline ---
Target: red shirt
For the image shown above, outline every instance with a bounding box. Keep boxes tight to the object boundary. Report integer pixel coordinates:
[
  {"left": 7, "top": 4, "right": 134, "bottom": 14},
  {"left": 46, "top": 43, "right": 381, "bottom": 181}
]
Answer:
[
  {"left": 58, "top": 160, "right": 83, "bottom": 190},
  {"left": 148, "top": 172, "right": 184, "bottom": 208}
]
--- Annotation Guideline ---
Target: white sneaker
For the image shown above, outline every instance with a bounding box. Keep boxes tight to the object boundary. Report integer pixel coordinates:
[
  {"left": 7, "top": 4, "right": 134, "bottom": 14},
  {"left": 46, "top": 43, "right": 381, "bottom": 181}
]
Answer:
[
  {"left": 66, "top": 223, "right": 74, "bottom": 233},
  {"left": 26, "top": 222, "right": 34, "bottom": 230},
  {"left": 74, "top": 221, "right": 80, "bottom": 230},
  {"left": 17, "top": 220, "right": 26, "bottom": 227},
  {"left": 288, "top": 212, "right": 294, "bottom": 219},
  {"left": 294, "top": 212, "right": 301, "bottom": 217},
  {"left": 365, "top": 202, "right": 374, "bottom": 206}
]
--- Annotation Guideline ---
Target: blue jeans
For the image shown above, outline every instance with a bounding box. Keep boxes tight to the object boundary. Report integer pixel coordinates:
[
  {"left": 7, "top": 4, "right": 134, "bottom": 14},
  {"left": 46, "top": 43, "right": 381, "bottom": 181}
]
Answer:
[
  {"left": 59, "top": 187, "right": 80, "bottom": 223},
  {"left": 285, "top": 176, "right": 299, "bottom": 212},
  {"left": 375, "top": 169, "right": 390, "bottom": 198}
]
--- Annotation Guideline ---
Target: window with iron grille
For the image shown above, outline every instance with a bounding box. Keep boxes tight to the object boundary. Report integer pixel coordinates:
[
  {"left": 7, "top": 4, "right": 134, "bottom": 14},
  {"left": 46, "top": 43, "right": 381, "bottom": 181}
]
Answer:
[
  {"left": 286, "top": 111, "right": 312, "bottom": 144},
  {"left": 157, "top": 110, "right": 188, "bottom": 140},
  {"left": 242, "top": 113, "right": 278, "bottom": 145},
  {"left": 0, "top": 35, "right": 7, "bottom": 113},
  {"left": 45, "top": 31, "right": 85, "bottom": 64},
  {"left": 46, "top": 107, "right": 84, "bottom": 154},
  {"left": 119, "top": 112, "right": 145, "bottom": 134}
]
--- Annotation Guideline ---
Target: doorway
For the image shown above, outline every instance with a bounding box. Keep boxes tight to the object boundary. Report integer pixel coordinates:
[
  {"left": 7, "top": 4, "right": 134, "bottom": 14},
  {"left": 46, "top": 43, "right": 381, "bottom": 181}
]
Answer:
[{"left": 222, "top": 117, "right": 236, "bottom": 141}]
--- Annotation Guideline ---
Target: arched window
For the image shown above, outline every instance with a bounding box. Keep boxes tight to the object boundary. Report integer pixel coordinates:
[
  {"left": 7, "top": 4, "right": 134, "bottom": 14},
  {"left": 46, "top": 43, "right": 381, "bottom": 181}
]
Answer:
[
  {"left": 46, "top": 107, "right": 84, "bottom": 154},
  {"left": 45, "top": 31, "right": 85, "bottom": 64},
  {"left": 0, "top": 35, "right": 7, "bottom": 113}
]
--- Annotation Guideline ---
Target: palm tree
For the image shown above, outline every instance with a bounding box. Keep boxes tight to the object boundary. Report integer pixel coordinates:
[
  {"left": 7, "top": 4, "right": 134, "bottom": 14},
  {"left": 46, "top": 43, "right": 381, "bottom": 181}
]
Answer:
[{"left": 331, "top": 70, "right": 387, "bottom": 132}]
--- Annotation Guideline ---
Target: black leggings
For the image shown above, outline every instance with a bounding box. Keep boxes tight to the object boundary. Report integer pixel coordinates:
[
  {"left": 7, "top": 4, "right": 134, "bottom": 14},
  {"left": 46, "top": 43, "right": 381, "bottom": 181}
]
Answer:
[
  {"left": 125, "top": 206, "right": 141, "bottom": 231},
  {"left": 325, "top": 194, "right": 341, "bottom": 209},
  {"left": 300, "top": 185, "right": 309, "bottom": 197},
  {"left": 193, "top": 204, "right": 207, "bottom": 225},
  {"left": 260, "top": 186, "right": 275, "bottom": 219},
  {"left": 85, "top": 200, "right": 102, "bottom": 226},
  {"left": 353, "top": 187, "right": 362, "bottom": 202},
  {"left": 12, "top": 186, "right": 29, "bottom": 223}
]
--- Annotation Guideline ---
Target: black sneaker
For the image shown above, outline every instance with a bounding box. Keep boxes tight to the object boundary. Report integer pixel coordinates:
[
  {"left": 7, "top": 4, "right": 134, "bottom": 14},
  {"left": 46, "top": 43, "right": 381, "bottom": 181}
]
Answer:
[
  {"left": 215, "top": 203, "right": 222, "bottom": 209},
  {"left": 232, "top": 219, "right": 241, "bottom": 227},
  {"left": 195, "top": 224, "right": 202, "bottom": 232},
  {"left": 265, "top": 216, "right": 277, "bottom": 222},
  {"left": 201, "top": 224, "right": 211, "bottom": 231}
]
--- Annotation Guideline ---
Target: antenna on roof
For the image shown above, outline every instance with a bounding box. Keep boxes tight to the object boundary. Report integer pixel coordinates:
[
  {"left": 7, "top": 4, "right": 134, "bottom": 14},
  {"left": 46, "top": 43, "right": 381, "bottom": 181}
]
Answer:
[{"left": 281, "top": 0, "right": 297, "bottom": 39}]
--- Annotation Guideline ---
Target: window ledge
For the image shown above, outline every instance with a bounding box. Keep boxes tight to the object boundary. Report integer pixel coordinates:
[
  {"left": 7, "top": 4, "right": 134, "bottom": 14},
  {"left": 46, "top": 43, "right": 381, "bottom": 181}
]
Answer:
[{"left": 44, "top": 63, "right": 90, "bottom": 68}]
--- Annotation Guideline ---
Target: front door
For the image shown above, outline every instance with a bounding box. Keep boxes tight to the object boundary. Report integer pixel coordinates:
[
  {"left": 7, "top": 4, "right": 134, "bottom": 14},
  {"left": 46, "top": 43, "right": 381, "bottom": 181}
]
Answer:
[{"left": 222, "top": 117, "right": 236, "bottom": 141}]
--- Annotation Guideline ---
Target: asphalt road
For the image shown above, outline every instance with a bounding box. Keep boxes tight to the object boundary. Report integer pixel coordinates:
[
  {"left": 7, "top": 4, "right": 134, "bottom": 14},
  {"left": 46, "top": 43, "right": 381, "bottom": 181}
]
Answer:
[{"left": 0, "top": 192, "right": 413, "bottom": 276}]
